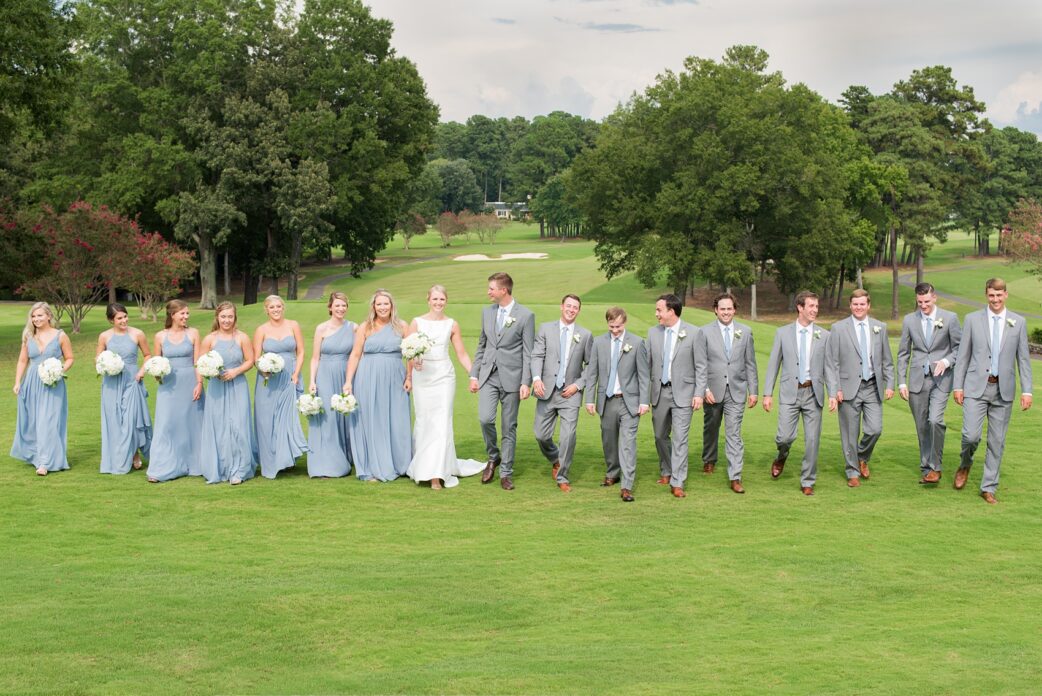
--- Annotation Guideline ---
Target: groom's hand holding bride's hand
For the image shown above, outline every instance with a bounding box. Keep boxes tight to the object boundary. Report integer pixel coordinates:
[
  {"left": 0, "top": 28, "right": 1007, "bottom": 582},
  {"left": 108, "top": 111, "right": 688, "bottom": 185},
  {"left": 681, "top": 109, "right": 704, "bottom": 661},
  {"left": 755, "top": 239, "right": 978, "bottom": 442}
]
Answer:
[{"left": 469, "top": 377, "right": 479, "bottom": 393}]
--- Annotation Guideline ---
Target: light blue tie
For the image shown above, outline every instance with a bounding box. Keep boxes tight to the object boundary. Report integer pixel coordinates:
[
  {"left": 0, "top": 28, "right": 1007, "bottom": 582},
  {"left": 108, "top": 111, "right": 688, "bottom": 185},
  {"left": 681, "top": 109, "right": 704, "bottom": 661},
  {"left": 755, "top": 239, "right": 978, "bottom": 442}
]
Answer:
[
  {"left": 798, "top": 328, "right": 810, "bottom": 383},
  {"left": 990, "top": 315, "right": 1001, "bottom": 377},
  {"left": 858, "top": 322, "right": 871, "bottom": 381},
  {"left": 923, "top": 315, "right": 933, "bottom": 376},
  {"left": 723, "top": 326, "right": 732, "bottom": 359},
  {"left": 496, "top": 307, "right": 506, "bottom": 332},
  {"left": 555, "top": 326, "right": 568, "bottom": 388},
  {"left": 607, "top": 337, "right": 621, "bottom": 396},
  {"left": 662, "top": 328, "right": 674, "bottom": 384}
]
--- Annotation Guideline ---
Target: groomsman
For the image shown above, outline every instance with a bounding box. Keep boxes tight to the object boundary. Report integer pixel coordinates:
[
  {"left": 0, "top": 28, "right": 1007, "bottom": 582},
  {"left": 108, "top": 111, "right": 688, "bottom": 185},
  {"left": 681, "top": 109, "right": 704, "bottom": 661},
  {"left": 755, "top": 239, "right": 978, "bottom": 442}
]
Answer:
[
  {"left": 762, "top": 291, "right": 829, "bottom": 496},
  {"left": 896, "top": 282, "right": 962, "bottom": 484},
  {"left": 953, "top": 278, "right": 1032, "bottom": 504},
  {"left": 825, "top": 289, "right": 895, "bottom": 486},
  {"left": 583, "top": 307, "right": 650, "bottom": 502},
  {"left": 531, "top": 294, "right": 593, "bottom": 492},
  {"left": 648, "top": 294, "right": 703, "bottom": 498},
  {"left": 696, "top": 293, "right": 758, "bottom": 494},
  {"left": 470, "top": 272, "right": 535, "bottom": 490}
]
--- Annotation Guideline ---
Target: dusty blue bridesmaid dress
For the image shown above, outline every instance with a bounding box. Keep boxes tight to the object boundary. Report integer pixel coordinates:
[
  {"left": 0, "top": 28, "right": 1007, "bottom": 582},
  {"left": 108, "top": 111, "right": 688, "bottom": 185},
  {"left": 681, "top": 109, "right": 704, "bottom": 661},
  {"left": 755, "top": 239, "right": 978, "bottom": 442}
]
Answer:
[
  {"left": 10, "top": 333, "right": 69, "bottom": 472},
  {"left": 146, "top": 335, "right": 205, "bottom": 482},
  {"left": 306, "top": 322, "right": 355, "bottom": 478},
  {"left": 199, "top": 338, "right": 258, "bottom": 483},
  {"left": 99, "top": 333, "right": 152, "bottom": 474},
  {"left": 254, "top": 334, "right": 308, "bottom": 478},
  {"left": 348, "top": 324, "right": 411, "bottom": 481}
]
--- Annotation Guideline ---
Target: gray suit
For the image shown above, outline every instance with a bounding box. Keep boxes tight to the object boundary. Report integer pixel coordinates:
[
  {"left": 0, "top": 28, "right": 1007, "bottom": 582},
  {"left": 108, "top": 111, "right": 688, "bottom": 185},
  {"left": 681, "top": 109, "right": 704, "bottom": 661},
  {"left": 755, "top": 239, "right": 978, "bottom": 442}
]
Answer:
[
  {"left": 763, "top": 322, "right": 829, "bottom": 487},
  {"left": 583, "top": 331, "right": 650, "bottom": 489},
  {"left": 953, "top": 309, "right": 1033, "bottom": 493},
  {"left": 531, "top": 321, "right": 593, "bottom": 483},
  {"left": 696, "top": 321, "right": 758, "bottom": 481},
  {"left": 648, "top": 321, "right": 702, "bottom": 488},
  {"left": 825, "top": 316, "right": 895, "bottom": 479},
  {"left": 896, "top": 308, "right": 961, "bottom": 475},
  {"left": 470, "top": 301, "right": 536, "bottom": 478}
]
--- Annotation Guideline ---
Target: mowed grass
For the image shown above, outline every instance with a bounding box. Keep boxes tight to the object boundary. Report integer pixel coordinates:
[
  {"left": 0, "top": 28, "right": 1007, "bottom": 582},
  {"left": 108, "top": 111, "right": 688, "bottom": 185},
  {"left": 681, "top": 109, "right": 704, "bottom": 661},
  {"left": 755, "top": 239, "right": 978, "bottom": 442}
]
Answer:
[{"left": 2, "top": 228, "right": 1042, "bottom": 694}]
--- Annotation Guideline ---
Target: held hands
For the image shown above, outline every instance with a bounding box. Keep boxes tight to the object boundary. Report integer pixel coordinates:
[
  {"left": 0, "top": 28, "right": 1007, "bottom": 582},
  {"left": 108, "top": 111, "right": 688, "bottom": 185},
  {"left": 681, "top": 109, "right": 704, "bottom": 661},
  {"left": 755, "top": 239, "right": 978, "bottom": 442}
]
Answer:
[
  {"left": 469, "top": 377, "right": 479, "bottom": 394},
  {"left": 762, "top": 395, "right": 772, "bottom": 413},
  {"left": 532, "top": 379, "right": 546, "bottom": 398},
  {"left": 746, "top": 394, "right": 758, "bottom": 409}
]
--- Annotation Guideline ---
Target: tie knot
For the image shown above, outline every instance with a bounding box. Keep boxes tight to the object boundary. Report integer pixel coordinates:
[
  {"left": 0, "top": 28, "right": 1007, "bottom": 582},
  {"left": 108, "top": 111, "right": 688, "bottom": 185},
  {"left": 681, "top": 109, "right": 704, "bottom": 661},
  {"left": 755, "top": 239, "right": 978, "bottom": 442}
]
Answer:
[{"left": 801, "top": 328, "right": 807, "bottom": 334}]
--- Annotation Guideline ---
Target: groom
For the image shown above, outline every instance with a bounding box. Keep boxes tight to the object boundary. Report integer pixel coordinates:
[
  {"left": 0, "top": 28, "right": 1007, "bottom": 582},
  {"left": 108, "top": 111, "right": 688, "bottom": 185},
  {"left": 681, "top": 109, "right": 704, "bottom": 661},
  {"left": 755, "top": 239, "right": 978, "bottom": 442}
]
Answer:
[{"left": 470, "top": 272, "right": 535, "bottom": 490}]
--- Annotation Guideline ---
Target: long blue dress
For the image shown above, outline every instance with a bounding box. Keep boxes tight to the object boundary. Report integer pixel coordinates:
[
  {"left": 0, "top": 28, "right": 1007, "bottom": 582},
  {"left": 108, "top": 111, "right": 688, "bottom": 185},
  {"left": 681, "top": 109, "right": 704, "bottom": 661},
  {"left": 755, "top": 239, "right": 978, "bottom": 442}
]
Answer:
[
  {"left": 146, "top": 335, "right": 205, "bottom": 482},
  {"left": 99, "top": 333, "right": 153, "bottom": 474},
  {"left": 348, "top": 324, "right": 411, "bottom": 481},
  {"left": 10, "top": 333, "right": 69, "bottom": 472},
  {"left": 254, "top": 334, "right": 309, "bottom": 478},
  {"left": 307, "top": 322, "right": 355, "bottom": 478},
  {"left": 199, "top": 338, "right": 258, "bottom": 484}
]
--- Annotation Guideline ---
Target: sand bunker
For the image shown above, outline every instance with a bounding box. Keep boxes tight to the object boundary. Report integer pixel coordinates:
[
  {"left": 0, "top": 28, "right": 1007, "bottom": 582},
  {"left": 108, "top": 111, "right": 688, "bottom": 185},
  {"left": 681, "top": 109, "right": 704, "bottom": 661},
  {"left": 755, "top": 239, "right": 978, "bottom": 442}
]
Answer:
[{"left": 453, "top": 252, "right": 548, "bottom": 261}]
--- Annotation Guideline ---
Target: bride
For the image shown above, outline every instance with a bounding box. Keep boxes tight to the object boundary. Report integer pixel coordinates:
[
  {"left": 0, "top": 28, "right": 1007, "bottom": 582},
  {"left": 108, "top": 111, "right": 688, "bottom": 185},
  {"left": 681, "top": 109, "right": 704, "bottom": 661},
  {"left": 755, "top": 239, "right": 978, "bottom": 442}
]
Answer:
[{"left": 406, "top": 284, "right": 485, "bottom": 489}]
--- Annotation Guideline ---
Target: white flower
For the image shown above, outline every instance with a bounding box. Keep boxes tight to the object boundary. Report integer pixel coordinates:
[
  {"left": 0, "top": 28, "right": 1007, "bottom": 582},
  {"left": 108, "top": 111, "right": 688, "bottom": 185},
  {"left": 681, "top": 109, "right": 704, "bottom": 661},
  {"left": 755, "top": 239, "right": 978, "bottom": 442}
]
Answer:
[
  {"left": 572, "top": 333, "right": 583, "bottom": 344},
  {"left": 677, "top": 330, "right": 687, "bottom": 340},
  {"left": 195, "top": 351, "right": 224, "bottom": 381},
  {"left": 934, "top": 318, "right": 944, "bottom": 329},
  {"left": 813, "top": 329, "right": 821, "bottom": 340},
  {"left": 622, "top": 343, "right": 633, "bottom": 353},
  {"left": 1007, "top": 318, "right": 1016, "bottom": 328},
  {"left": 734, "top": 329, "right": 743, "bottom": 340},
  {"left": 297, "top": 393, "right": 324, "bottom": 417},
  {"left": 256, "top": 352, "right": 285, "bottom": 386},
  {"left": 872, "top": 326, "right": 881, "bottom": 335},
  {"left": 504, "top": 316, "right": 516, "bottom": 328},
  {"left": 37, "top": 357, "right": 65, "bottom": 387},
  {"left": 143, "top": 356, "right": 172, "bottom": 384},
  {"left": 95, "top": 350, "right": 125, "bottom": 377},
  {"left": 401, "top": 332, "right": 435, "bottom": 360},
  {"left": 330, "top": 393, "right": 358, "bottom": 415}
]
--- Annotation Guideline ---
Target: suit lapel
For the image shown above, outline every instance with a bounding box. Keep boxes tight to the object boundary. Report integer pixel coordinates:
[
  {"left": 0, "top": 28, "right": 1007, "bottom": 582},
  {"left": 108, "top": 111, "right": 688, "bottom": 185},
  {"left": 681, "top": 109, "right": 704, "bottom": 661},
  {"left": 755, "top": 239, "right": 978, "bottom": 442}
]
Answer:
[{"left": 849, "top": 318, "right": 863, "bottom": 358}]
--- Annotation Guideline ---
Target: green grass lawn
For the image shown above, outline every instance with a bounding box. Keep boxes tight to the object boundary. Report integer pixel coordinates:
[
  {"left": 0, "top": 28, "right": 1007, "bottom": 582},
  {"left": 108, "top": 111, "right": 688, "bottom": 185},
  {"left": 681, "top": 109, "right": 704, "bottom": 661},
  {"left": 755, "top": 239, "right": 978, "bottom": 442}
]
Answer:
[{"left": 3, "top": 228, "right": 1042, "bottom": 694}]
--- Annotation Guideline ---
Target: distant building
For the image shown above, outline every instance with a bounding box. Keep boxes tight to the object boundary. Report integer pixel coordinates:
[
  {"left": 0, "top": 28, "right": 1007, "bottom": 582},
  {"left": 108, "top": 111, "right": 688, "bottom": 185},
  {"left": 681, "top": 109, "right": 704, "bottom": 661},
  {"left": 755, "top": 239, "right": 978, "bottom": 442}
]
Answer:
[{"left": 485, "top": 201, "right": 531, "bottom": 221}]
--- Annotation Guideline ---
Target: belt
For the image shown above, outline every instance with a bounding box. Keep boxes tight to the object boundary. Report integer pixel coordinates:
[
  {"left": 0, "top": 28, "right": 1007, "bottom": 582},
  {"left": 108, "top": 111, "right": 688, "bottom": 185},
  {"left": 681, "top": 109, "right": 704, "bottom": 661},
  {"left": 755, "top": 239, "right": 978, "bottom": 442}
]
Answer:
[
  {"left": 797, "top": 380, "right": 813, "bottom": 389},
  {"left": 987, "top": 375, "right": 999, "bottom": 384},
  {"left": 661, "top": 381, "right": 672, "bottom": 387},
  {"left": 606, "top": 393, "right": 622, "bottom": 400},
  {"left": 861, "top": 377, "right": 876, "bottom": 384}
]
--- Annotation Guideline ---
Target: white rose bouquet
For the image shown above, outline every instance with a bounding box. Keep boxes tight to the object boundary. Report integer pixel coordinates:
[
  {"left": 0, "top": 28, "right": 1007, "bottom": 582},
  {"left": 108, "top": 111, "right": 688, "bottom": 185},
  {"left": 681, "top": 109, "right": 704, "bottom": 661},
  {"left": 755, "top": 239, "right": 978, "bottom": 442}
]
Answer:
[
  {"left": 256, "top": 352, "right": 285, "bottom": 386},
  {"left": 195, "top": 350, "right": 225, "bottom": 382},
  {"left": 330, "top": 393, "right": 358, "bottom": 415},
  {"left": 143, "top": 356, "right": 172, "bottom": 384},
  {"left": 401, "top": 332, "right": 435, "bottom": 361},
  {"left": 37, "top": 357, "right": 65, "bottom": 387},
  {"left": 297, "top": 393, "right": 324, "bottom": 417},
  {"left": 95, "top": 350, "right": 125, "bottom": 377}
]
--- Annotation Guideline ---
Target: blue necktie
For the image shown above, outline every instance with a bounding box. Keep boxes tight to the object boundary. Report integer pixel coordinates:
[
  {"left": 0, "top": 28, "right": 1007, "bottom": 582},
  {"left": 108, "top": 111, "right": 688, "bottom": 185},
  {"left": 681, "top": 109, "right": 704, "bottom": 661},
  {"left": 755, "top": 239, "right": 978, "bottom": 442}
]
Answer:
[
  {"left": 723, "top": 326, "right": 732, "bottom": 359},
  {"left": 990, "top": 315, "right": 1001, "bottom": 377},
  {"left": 799, "top": 328, "right": 810, "bottom": 383},
  {"left": 923, "top": 314, "right": 933, "bottom": 375},
  {"left": 555, "top": 326, "right": 568, "bottom": 388},
  {"left": 858, "top": 322, "right": 871, "bottom": 381},
  {"left": 496, "top": 307, "right": 506, "bottom": 332},
  {"left": 662, "top": 328, "right": 674, "bottom": 384},
  {"left": 607, "top": 337, "right": 621, "bottom": 396}
]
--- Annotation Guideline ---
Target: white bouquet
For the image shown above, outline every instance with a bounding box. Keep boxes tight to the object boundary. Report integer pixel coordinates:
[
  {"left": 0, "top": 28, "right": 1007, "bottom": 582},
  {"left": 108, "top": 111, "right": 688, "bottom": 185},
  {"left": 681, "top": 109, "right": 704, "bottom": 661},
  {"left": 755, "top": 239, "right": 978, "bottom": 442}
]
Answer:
[
  {"left": 95, "top": 350, "right": 125, "bottom": 377},
  {"left": 195, "top": 350, "right": 224, "bottom": 381},
  {"left": 256, "top": 352, "right": 285, "bottom": 386},
  {"left": 297, "top": 393, "right": 324, "bottom": 417},
  {"left": 400, "top": 332, "right": 434, "bottom": 361},
  {"left": 143, "top": 356, "right": 172, "bottom": 384},
  {"left": 37, "top": 357, "right": 65, "bottom": 387},
  {"left": 330, "top": 393, "right": 358, "bottom": 415}
]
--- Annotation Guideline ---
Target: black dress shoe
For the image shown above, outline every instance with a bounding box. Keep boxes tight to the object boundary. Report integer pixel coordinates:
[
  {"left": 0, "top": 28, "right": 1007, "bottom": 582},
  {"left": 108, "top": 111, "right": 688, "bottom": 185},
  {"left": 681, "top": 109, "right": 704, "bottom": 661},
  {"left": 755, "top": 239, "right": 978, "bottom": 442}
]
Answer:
[
  {"left": 500, "top": 476, "right": 514, "bottom": 491},
  {"left": 481, "top": 459, "right": 499, "bottom": 484}
]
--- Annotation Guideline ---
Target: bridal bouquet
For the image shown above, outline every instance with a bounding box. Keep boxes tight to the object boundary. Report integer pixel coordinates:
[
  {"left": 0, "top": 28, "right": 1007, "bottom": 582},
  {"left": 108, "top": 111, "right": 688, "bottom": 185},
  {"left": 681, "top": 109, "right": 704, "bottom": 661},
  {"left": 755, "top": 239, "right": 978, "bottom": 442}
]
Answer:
[
  {"left": 143, "top": 356, "right": 172, "bottom": 384},
  {"left": 400, "top": 332, "right": 434, "bottom": 361},
  {"left": 195, "top": 350, "right": 224, "bottom": 382},
  {"left": 256, "top": 352, "right": 285, "bottom": 386},
  {"left": 37, "top": 358, "right": 65, "bottom": 387},
  {"left": 95, "top": 350, "right": 125, "bottom": 377},
  {"left": 297, "top": 393, "right": 324, "bottom": 417},
  {"left": 330, "top": 393, "right": 358, "bottom": 415}
]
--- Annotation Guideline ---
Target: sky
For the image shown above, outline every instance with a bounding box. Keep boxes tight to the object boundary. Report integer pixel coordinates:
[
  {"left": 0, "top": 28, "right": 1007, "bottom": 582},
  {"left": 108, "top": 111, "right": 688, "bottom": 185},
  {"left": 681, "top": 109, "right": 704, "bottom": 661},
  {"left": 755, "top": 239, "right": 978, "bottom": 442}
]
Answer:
[{"left": 367, "top": 0, "right": 1042, "bottom": 135}]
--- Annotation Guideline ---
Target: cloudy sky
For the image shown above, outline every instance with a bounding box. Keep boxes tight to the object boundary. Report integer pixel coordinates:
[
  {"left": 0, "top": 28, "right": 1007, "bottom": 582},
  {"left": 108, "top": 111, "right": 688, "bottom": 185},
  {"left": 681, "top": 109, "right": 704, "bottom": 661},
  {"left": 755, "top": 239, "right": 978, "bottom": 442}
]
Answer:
[{"left": 367, "top": 0, "right": 1042, "bottom": 134}]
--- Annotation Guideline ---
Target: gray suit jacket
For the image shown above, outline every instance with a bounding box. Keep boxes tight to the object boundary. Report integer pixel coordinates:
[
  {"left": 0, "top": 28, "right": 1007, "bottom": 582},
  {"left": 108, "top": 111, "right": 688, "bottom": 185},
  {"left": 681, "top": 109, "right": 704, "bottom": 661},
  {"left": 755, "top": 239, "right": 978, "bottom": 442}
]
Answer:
[
  {"left": 763, "top": 322, "right": 829, "bottom": 407},
  {"left": 470, "top": 301, "right": 535, "bottom": 391},
  {"left": 896, "top": 308, "right": 961, "bottom": 393},
  {"left": 953, "top": 309, "right": 1033, "bottom": 401},
  {"left": 824, "top": 316, "right": 895, "bottom": 400},
  {"left": 647, "top": 321, "right": 701, "bottom": 407},
  {"left": 531, "top": 321, "right": 593, "bottom": 399},
  {"left": 583, "top": 331, "right": 650, "bottom": 417},
  {"left": 695, "top": 321, "right": 758, "bottom": 400}
]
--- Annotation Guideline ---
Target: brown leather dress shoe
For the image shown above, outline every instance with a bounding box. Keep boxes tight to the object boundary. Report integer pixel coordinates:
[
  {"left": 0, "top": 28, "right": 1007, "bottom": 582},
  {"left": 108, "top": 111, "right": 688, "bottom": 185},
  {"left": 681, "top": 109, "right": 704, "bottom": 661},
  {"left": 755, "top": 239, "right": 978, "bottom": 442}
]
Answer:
[
  {"left": 801, "top": 486, "right": 814, "bottom": 496},
  {"left": 730, "top": 479, "right": 745, "bottom": 494},
  {"left": 620, "top": 489, "right": 635, "bottom": 502},
  {"left": 671, "top": 486, "right": 686, "bottom": 498},
  {"left": 481, "top": 459, "right": 499, "bottom": 484},
  {"left": 980, "top": 491, "right": 997, "bottom": 505},
  {"left": 847, "top": 476, "right": 861, "bottom": 488},
  {"left": 551, "top": 460, "right": 561, "bottom": 481},
  {"left": 500, "top": 476, "right": 514, "bottom": 490},
  {"left": 600, "top": 477, "right": 618, "bottom": 487},
  {"left": 703, "top": 462, "right": 716, "bottom": 474},
  {"left": 919, "top": 470, "right": 942, "bottom": 484},
  {"left": 954, "top": 468, "right": 969, "bottom": 490},
  {"left": 858, "top": 460, "right": 871, "bottom": 479},
  {"left": 657, "top": 476, "right": 670, "bottom": 485},
  {"left": 558, "top": 482, "right": 572, "bottom": 493},
  {"left": 771, "top": 458, "right": 786, "bottom": 479}
]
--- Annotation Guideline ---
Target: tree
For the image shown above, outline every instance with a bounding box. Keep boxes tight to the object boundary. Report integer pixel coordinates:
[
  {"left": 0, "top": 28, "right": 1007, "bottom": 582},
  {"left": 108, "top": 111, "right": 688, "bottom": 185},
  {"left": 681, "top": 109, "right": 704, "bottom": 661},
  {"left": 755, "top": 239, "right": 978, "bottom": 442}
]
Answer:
[
  {"left": 530, "top": 173, "right": 583, "bottom": 238},
  {"left": 436, "top": 211, "right": 464, "bottom": 246},
  {"left": 1003, "top": 198, "right": 1042, "bottom": 278},
  {"left": 465, "top": 115, "right": 509, "bottom": 202},
  {"left": 119, "top": 232, "right": 198, "bottom": 321},
  {"left": 459, "top": 210, "right": 503, "bottom": 244},
  {"left": 395, "top": 212, "right": 427, "bottom": 250},
  {"left": 508, "top": 111, "right": 598, "bottom": 201},
  {"left": 429, "top": 158, "right": 482, "bottom": 214}
]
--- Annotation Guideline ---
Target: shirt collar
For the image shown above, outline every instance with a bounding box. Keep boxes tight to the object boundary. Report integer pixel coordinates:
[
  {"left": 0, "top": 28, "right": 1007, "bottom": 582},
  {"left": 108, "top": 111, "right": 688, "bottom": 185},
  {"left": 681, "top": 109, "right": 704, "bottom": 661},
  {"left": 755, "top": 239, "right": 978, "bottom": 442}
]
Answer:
[
  {"left": 987, "top": 308, "right": 1007, "bottom": 322},
  {"left": 499, "top": 300, "right": 515, "bottom": 314},
  {"left": 718, "top": 321, "right": 733, "bottom": 333},
  {"left": 921, "top": 308, "right": 937, "bottom": 321}
]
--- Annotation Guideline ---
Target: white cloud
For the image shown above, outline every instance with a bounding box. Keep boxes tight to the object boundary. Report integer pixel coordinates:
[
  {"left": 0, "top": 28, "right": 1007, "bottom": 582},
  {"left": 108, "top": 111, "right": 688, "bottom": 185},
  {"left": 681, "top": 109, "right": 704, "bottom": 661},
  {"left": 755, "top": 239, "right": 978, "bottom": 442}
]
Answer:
[{"left": 990, "top": 69, "right": 1042, "bottom": 124}]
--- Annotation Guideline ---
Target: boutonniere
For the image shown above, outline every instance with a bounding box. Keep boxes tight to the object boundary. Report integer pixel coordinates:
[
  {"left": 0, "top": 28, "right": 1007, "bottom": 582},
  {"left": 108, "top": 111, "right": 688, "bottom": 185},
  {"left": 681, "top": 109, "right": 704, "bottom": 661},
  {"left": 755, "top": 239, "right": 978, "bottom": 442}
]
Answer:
[
  {"left": 504, "top": 316, "right": 516, "bottom": 328},
  {"left": 734, "top": 329, "right": 743, "bottom": 340},
  {"left": 1007, "top": 318, "right": 1016, "bottom": 328},
  {"left": 677, "top": 330, "right": 687, "bottom": 340},
  {"left": 622, "top": 343, "right": 633, "bottom": 353},
  {"left": 572, "top": 333, "right": 582, "bottom": 344},
  {"left": 813, "top": 329, "right": 821, "bottom": 340},
  {"left": 934, "top": 318, "right": 944, "bottom": 329},
  {"left": 872, "top": 326, "right": 881, "bottom": 335}
]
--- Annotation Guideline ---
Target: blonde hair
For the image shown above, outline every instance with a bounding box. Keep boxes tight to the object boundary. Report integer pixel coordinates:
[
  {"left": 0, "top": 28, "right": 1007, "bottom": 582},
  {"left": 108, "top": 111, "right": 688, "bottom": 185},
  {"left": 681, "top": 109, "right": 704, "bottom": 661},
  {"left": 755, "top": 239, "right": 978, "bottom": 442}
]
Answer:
[
  {"left": 328, "top": 291, "right": 348, "bottom": 316},
  {"left": 263, "top": 295, "right": 284, "bottom": 309},
  {"left": 22, "top": 302, "right": 58, "bottom": 343},
  {"left": 212, "top": 301, "right": 237, "bottom": 332},
  {"left": 364, "top": 288, "right": 406, "bottom": 337},
  {"left": 164, "top": 299, "right": 189, "bottom": 329},
  {"left": 427, "top": 284, "right": 447, "bottom": 300}
]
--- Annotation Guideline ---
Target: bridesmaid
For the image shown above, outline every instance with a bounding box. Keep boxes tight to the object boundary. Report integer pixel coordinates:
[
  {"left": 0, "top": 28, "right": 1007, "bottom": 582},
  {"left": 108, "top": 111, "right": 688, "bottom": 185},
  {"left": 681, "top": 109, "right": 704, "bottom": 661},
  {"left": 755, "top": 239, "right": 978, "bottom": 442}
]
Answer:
[
  {"left": 199, "top": 301, "right": 257, "bottom": 485},
  {"left": 253, "top": 295, "right": 308, "bottom": 479},
  {"left": 146, "top": 300, "right": 204, "bottom": 483},
  {"left": 306, "top": 291, "right": 355, "bottom": 478},
  {"left": 343, "top": 289, "right": 412, "bottom": 481},
  {"left": 10, "top": 302, "right": 74, "bottom": 475},
  {"left": 97, "top": 302, "right": 153, "bottom": 474}
]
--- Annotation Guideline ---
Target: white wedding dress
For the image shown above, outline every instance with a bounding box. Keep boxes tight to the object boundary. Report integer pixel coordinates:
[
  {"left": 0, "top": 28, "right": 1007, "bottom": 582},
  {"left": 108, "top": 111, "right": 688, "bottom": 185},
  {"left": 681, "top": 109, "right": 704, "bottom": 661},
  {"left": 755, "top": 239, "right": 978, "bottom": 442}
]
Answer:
[{"left": 406, "top": 317, "right": 485, "bottom": 487}]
